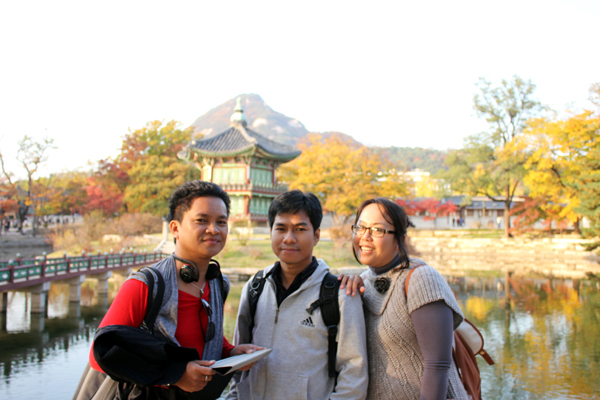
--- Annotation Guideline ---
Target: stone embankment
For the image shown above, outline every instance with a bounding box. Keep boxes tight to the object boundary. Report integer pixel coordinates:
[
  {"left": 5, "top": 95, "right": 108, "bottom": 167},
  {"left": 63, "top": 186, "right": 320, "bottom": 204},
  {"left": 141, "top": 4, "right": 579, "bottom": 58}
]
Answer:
[
  {"left": 408, "top": 236, "right": 600, "bottom": 278},
  {"left": 0, "top": 231, "right": 53, "bottom": 258}
]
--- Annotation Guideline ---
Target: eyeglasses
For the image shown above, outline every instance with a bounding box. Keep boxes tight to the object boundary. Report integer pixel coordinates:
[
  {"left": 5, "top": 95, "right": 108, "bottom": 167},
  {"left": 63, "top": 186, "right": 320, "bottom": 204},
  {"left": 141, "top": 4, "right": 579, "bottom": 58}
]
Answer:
[
  {"left": 351, "top": 224, "right": 395, "bottom": 238},
  {"left": 201, "top": 299, "right": 215, "bottom": 342}
]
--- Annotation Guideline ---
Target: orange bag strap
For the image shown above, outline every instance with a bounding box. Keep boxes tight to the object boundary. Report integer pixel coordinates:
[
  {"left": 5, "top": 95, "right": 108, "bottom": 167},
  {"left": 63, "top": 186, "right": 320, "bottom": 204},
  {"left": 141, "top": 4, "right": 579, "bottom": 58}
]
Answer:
[{"left": 404, "top": 263, "right": 422, "bottom": 299}]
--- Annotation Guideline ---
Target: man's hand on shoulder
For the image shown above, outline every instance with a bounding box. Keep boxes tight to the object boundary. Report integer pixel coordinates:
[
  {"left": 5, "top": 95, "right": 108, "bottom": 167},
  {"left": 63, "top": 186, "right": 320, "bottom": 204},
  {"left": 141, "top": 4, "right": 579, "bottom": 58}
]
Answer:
[{"left": 338, "top": 274, "right": 365, "bottom": 297}]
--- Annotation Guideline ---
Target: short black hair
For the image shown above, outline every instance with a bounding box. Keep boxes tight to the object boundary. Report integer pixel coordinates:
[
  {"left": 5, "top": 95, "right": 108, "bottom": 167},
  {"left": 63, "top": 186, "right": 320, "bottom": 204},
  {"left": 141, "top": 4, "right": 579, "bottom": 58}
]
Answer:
[
  {"left": 352, "top": 197, "right": 410, "bottom": 268},
  {"left": 268, "top": 190, "right": 322, "bottom": 232},
  {"left": 167, "top": 180, "right": 231, "bottom": 222}
]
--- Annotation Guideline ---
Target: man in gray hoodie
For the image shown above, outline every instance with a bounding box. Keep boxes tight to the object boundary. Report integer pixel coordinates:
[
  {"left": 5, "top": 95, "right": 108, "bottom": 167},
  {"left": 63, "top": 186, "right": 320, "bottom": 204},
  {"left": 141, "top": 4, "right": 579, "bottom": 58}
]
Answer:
[{"left": 226, "top": 190, "right": 368, "bottom": 400}]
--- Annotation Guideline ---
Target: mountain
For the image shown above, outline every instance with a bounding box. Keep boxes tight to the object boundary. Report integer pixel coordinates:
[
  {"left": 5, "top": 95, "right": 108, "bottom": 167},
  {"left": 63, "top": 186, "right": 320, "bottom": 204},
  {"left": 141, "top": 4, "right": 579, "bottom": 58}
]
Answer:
[
  {"left": 373, "top": 146, "right": 448, "bottom": 174},
  {"left": 319, "top": 131, "right": 363, "bottom": 146},
  {"left": 190, "top": 94, "right": 309, "bottom": 146},
  {"left": 190, "top": 94, "right": 449, "bottom": 173}
]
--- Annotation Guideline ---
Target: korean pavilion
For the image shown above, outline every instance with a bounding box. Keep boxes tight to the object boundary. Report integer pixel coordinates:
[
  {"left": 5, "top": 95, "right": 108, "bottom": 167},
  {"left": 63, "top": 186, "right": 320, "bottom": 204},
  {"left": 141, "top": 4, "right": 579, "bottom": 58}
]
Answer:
[{"left": 180, "top": 98, "right": 301, "bottom": 224}]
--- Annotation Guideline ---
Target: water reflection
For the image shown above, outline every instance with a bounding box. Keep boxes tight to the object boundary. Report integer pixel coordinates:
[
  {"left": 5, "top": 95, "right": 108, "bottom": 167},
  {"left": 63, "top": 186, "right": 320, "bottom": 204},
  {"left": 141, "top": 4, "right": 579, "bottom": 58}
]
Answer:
[
  {"left": 0, "top": 299, "right": 107, "bottom": 399},
  {"left": 451, "top": 275, "right": 600, "bottom": 399},
  {"left": 1, "top": 274, "right": 599, "bottom": 399}
]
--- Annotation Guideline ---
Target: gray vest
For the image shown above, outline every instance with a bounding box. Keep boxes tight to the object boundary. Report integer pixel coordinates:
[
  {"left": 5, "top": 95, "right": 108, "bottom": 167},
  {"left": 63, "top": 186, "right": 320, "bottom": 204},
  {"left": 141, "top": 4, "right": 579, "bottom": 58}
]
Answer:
[{"left": 129, "top": 254, "right": 229, "bottom": 361}]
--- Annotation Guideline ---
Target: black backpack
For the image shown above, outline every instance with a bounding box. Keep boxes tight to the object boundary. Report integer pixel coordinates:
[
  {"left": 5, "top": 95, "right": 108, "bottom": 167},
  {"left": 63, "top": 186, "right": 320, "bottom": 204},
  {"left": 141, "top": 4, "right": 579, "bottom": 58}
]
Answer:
[
  {"left": 138, "top": 267, "right": 165, "bottom": 333},
  {"left": 247, "top": 270, "right": 341, "bottom": 378}
]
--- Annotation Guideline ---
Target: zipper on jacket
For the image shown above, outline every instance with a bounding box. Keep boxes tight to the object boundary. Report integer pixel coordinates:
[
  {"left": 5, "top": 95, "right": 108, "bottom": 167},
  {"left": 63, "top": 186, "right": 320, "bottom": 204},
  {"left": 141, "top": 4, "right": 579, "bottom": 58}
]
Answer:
[{"left": 260, "top": 306, "right": 280, "bottom": 400}]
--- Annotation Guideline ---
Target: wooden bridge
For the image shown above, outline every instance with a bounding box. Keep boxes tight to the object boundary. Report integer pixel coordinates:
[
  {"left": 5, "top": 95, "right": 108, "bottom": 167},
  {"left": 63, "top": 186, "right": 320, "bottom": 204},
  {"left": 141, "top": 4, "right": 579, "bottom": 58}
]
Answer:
[{"left": 0, "top": 251, "right": 168, "bottom": 314}]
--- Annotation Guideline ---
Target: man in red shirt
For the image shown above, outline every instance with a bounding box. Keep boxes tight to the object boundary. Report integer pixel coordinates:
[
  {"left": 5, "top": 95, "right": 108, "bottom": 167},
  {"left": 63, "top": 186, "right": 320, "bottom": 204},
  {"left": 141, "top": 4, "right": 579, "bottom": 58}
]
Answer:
[{"left": 88, "top": 181, "right": 261, "bottom": 398}]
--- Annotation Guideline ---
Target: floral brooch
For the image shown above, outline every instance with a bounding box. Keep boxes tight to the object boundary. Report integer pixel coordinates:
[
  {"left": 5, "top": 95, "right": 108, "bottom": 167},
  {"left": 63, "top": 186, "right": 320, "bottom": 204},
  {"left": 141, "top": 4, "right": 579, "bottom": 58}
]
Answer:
[{"left": 374, "top": 277, "right": 391, "bottom": 294}]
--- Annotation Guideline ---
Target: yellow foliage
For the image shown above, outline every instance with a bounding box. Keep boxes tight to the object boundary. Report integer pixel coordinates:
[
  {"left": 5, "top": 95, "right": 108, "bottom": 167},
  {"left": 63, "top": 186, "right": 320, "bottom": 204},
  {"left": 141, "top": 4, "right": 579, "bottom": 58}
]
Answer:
[
  {"left": 522, "top": 110, "right": 600, "bottom": 224},
  {"left": 278, "top": 133, "right": 410, "bottom": 225}
]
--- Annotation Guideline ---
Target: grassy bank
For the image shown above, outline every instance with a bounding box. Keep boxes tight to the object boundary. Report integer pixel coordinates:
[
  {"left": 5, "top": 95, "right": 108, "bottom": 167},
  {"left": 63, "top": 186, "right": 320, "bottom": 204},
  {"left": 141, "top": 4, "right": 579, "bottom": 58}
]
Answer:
[
  {"left": 47, "top": 233, "right": 163, "bottom": 258},
  {"left": 219, "top": 237, "right": 359, "bottom": 271}
]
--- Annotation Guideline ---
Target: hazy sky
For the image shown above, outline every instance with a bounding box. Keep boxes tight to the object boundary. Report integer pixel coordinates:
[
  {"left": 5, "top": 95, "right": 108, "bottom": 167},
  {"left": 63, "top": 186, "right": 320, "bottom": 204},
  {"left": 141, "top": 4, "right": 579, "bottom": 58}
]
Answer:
[{"left": 1, "top": 0, "right": 598, "bottom": 178}]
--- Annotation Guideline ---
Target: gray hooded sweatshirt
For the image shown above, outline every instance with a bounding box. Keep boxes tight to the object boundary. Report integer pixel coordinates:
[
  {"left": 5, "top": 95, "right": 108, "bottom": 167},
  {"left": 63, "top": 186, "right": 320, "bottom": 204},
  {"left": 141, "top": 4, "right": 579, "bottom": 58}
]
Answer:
[{"left": 226, "top": 259, "right": 368, "bottom": 400}]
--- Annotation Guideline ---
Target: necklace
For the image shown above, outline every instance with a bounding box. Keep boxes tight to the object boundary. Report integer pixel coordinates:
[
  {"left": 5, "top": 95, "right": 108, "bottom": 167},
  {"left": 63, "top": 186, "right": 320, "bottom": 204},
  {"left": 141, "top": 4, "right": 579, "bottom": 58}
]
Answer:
[{"left": 190, "top": 282, "right": 205, "bottom": 297}]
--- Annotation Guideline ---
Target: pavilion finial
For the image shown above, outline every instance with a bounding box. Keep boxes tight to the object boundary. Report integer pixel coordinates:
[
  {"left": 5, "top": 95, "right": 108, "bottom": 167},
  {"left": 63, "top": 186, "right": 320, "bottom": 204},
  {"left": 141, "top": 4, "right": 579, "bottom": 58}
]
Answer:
[{"left": 230, "top": 97, "right": 247, "bottom": 127}]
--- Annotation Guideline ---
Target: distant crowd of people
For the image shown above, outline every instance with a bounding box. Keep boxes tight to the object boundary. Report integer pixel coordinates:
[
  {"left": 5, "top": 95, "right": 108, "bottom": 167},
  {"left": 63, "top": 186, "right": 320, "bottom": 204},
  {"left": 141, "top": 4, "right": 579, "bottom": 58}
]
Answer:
[
  {"left": 452, "top": 217, "right": 465, "bottom": 227},
  {"left": 0, "top": 215, "right": 77, "bottom": 235}
]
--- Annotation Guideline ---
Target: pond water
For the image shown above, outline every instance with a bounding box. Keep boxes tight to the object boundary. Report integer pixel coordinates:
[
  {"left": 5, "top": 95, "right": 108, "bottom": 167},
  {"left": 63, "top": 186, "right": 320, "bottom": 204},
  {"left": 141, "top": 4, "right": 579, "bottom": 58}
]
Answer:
[{"left": 1, "top": 270, "right": 599, "bottom": 399}]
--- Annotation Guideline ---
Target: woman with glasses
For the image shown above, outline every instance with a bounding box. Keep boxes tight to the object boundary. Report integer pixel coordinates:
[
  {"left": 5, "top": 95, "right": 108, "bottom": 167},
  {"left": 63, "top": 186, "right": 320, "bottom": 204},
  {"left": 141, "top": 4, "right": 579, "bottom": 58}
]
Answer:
[{"left": 345, "top": 197, "right": 468, "bottom": 400}]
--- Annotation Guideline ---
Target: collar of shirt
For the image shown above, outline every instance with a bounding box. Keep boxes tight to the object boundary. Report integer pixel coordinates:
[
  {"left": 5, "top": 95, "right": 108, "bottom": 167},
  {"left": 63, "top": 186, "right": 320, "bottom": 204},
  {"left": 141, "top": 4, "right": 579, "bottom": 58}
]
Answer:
[
  {"left": 272, "top": 257, "right": 319, "bottom": 307},
  {"left": 368, "top": 253, "right": 402, "bottom": 275}
]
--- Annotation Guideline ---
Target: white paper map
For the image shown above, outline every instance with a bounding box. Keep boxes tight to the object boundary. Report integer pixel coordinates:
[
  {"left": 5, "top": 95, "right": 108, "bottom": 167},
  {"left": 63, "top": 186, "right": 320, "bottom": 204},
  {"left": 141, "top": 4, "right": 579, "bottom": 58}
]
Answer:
[{"left": 211, "top": 348, "right": 272, "bottom": 375}]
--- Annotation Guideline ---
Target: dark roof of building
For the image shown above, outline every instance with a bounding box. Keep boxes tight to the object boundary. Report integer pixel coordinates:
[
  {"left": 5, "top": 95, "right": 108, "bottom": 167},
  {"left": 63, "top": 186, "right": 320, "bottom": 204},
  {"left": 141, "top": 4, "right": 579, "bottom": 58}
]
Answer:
[
  {"left": 190, "top": 125, "right": 301, "bottom": 161},
  {"left": 444, "top": 196, "right": 518, "bottom": 209}
]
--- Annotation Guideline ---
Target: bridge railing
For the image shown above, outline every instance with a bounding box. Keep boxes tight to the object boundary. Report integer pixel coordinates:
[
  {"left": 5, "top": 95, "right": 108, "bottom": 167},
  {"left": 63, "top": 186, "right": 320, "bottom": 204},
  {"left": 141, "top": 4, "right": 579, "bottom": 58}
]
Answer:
[{"left": 0, "top": 251, "right": 168, "bottom": 291}]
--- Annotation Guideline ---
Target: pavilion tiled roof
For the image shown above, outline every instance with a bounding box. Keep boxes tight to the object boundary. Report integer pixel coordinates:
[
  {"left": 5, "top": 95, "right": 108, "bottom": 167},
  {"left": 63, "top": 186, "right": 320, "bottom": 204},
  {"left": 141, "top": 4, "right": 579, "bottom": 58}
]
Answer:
[{"left": 190, "top": 125, "right": 301, "bottom": 161}]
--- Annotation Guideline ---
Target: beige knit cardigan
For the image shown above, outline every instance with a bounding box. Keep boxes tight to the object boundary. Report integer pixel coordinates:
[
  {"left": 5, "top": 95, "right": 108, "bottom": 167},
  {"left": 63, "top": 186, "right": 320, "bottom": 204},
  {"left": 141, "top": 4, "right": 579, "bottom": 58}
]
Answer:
[{"left": 361, "top": 258, "right": 469, "bottom": 400}]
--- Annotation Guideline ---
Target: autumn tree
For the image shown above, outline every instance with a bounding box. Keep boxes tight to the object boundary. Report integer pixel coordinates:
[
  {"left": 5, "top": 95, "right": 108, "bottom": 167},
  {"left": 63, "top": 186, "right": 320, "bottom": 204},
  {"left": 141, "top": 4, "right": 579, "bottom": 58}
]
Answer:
[
  {"left": 508, "top": 196, "right": 551, "bottom": 234},
  {"left": 124, "top": 155, "right": 199, "bottom": 216},
  {"left": 278, "top": 133, "right": 410, "bottom": 226},
  {"left": 0, "top": 183, "right": 18, "bottom": 224},
  {"left": 81, "top": 120, "right": 200, "bottom": 217},
  {"left": 395, "top": 199, "right": 419, "bottom": 217},
  {"left": 0, "top": 136, "right": 55, "bottom": 235},
  {"left": 442, "top": 76, "right": 543, "bottom": 237},
  {"left": 85, "top": 159, "right": 129, "bottom": 216},
  {"left": 40, "top": 171, "right": 89, "bottom": 216},
  {"left": 395, "top": 198, "right": 458, "bottom": 229},
  {"left": 568, "top": 84, "right": 600, "bottom": 250},
  {"left": 572, "top": 144, "right": 600, "bottom": 250},
  {"left": 521, "top": 110, "right": 600, "bottom": 233},
  {"left": 118, "top": 120, "right": 191, "bottom": 169},
  {"left": 120, "top": 120, "right": 200, "bottom": 216},
  {"left": 589, "top": 82, "right": 600, "bottom": 108}
]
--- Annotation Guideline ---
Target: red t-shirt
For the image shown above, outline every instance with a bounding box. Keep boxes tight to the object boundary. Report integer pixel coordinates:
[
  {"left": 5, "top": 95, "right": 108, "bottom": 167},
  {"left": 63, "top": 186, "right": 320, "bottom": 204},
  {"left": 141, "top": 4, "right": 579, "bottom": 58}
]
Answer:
[{"left": 89, "top": 278, "right": 234, "bottom": 372}]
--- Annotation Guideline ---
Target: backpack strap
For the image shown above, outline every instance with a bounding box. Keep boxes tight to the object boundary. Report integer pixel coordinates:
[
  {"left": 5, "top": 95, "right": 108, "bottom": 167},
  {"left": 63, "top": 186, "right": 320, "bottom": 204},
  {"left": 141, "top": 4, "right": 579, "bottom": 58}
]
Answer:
[
  {"left": 306, "top": 272, "right": 341, "bottom": 378},
  {"left": 248, "top": 270, "right": 270, "bottom": 319},
  {"left": 247, "top": 269, "right": 272, "bottom": 342},
  {"left": 138, "top": 267, "right": 165, "bottom": 333},
  {"left": 210, "top": 258, "right": 229, "bottom": 304},
  {"left": 404, "top": 264, "right": 422, "bottom": 300}
]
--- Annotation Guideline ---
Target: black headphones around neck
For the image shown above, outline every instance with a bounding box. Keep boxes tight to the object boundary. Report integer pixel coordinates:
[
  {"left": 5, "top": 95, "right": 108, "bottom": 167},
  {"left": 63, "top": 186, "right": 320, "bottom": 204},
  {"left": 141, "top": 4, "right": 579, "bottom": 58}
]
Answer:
[{"left": 173, "top": 254, "right": 221, "bottom": 283}]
